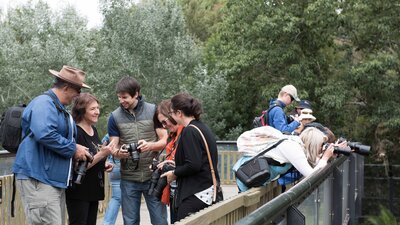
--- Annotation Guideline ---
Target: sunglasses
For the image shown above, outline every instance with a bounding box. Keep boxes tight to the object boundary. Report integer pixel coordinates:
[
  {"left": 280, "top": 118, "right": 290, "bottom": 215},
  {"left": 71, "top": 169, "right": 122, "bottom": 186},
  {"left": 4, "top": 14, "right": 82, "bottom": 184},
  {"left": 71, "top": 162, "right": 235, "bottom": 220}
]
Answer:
[
  {"left": 289, "top": 94, "right": 295, "bottom": 102},
  {"left": 160, "top": 118, "right": 169, "bottom": 126}
]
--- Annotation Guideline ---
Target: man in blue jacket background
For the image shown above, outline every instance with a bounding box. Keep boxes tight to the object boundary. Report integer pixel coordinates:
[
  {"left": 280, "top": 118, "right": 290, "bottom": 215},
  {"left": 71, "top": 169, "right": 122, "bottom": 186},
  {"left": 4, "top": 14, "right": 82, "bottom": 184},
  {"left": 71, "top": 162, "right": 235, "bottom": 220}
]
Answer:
[{"left": 13, "top": 65, "right": 92, "bottom": 225}]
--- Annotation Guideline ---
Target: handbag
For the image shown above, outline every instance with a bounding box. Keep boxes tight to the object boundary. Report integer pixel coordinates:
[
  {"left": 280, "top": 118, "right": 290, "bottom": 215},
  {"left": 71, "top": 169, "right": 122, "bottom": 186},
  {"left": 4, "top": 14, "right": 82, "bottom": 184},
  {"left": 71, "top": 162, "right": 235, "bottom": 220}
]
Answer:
[
  {"left": 189, "top": 124, "right": 223, "bottom": 204},
  {"left": 235, "top": 139, "right": 286, "bottom": 187}
]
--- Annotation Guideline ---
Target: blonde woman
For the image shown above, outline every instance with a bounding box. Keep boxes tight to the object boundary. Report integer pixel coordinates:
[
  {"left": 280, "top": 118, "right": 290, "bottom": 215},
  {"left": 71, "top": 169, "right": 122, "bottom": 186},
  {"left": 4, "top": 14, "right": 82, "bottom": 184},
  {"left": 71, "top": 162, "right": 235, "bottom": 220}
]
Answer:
[{"left": 233, "top": 126, "right": 338, "bottom": 192}]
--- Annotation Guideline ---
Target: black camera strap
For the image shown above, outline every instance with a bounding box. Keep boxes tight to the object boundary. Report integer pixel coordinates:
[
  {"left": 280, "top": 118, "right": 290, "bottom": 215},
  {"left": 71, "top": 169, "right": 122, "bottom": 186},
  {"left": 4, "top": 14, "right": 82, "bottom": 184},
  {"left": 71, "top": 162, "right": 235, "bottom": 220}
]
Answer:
[
  {"left": 130, "top": 155, "right": 140, "bottom": 170},
  {"left": 241, "top": 139, "right": 287, "bottom": 167}
]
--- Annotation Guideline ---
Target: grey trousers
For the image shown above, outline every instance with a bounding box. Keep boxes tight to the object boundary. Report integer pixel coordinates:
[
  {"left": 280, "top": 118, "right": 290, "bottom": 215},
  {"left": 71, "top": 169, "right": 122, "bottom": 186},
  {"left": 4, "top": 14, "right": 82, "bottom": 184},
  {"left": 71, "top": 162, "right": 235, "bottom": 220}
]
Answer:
[{"left": 17, "top": 178, "right": 66, "bottom": 225}]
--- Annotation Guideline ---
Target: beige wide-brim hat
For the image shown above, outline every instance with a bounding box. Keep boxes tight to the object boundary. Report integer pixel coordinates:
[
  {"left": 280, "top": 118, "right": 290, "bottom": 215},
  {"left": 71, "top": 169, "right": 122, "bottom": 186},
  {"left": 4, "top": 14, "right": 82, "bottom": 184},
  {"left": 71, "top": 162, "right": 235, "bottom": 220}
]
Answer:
[
  {"left": 299, "top": 108, "right": 316, "bottom": 121},
  {"left": 49, "top": 65, "right": 91, "bottom": 89}
]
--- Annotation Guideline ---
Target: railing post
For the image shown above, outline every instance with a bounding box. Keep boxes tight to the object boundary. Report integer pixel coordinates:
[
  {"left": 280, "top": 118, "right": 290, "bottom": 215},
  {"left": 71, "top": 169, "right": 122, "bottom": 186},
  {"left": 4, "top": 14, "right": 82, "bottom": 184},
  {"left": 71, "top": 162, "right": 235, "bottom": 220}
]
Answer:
[
  {"left": 348, "top": 154, "right": 356, "bottom": 225},
  {"left": 332, "top": 163, "right": 343, "bottom": 225},
  {"left": 0, "top": 180, "right": 2, "bottom": 204},
  {"left": 356, "top": 155, "right": 364, "bottom": 220}
]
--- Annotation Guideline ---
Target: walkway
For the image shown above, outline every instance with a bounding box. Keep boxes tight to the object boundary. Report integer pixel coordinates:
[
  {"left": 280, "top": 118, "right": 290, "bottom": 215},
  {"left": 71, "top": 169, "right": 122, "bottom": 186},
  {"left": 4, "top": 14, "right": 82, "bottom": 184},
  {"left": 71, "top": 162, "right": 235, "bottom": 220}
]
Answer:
[{"left": 97, "top": 185, "right": 238, "bottom": 225}]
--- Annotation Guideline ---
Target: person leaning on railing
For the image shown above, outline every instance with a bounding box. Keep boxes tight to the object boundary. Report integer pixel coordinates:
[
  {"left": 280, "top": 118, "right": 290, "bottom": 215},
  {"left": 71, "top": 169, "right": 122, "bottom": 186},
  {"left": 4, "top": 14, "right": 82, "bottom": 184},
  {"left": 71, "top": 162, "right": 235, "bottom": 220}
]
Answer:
[{"left": 233, "top": 126, "right": 345, "bottom": 192}]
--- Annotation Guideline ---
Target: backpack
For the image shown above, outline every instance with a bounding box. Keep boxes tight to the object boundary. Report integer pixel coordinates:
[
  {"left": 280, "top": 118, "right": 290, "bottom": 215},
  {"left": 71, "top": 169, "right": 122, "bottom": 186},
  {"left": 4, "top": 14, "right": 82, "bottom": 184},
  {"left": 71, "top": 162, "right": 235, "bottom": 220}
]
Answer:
[
  {"left": 0, "top": 105, "right": 27, "bottom": 153},
  {"left": 252, "top": 101, "right": 283, "bottom": 128},
  {"left": 0, "top": 93, "right": 68, "bottom": 154}
]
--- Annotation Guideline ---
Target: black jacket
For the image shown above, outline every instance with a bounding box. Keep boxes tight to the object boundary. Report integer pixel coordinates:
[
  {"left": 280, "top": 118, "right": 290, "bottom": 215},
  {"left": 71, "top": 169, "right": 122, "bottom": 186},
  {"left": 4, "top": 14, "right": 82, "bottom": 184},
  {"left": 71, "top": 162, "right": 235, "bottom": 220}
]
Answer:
[{"left": 174, "top": 120, "right": 220, "bottom": 206}]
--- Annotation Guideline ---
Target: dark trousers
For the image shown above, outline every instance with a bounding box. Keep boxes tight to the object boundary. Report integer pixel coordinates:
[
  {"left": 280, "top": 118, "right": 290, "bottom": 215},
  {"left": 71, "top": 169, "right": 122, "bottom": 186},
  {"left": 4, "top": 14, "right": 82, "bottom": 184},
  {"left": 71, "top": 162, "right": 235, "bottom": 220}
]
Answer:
[
  {"left": 176, "top": 195, "right": 208, "bottom": 221},
  {"left": 170, "top": 196, "right": 177, "bottom": 224},
  {"left": 66, "top": 198, "right": 98, "bottom": 225}
]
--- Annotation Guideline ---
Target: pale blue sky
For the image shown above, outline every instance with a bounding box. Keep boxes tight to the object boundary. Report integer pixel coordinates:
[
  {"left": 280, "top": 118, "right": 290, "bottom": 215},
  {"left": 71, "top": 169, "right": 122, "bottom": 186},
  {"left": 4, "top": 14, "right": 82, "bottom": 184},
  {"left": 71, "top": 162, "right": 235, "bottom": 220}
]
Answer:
[{"left": 0, "top": 0, "right": 103, "bottom": 28}]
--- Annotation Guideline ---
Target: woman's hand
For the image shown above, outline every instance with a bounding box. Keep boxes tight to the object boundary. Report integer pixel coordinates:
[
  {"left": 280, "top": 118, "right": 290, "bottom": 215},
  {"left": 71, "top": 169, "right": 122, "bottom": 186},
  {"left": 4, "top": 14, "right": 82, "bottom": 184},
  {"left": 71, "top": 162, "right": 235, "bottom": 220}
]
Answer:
[
  {"left": 105, "top": 162, "right": 114, "bottom": 172},
  {"left": 157, "top": 160, "right": 175, "bottom": 170},
  {"left": 321, "top": 143, "right": 335, "bottom": 161},
  {"left": 161, "top": 170, "right": 177, "bottom": 183}
]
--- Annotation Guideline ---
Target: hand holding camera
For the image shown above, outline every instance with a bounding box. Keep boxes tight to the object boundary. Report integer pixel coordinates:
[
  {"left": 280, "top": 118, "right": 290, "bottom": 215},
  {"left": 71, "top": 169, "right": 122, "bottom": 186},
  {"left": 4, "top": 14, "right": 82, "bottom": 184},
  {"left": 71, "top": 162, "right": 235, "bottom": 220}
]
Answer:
[
  {"left": 148, "top": 159, "right": 176, "bottom": 199},
  {"left": 74, "top": 152, "right": 94, "bottom": 184},
  {"left": 137, "top": 140, "right": 152, "bottom": 152}
]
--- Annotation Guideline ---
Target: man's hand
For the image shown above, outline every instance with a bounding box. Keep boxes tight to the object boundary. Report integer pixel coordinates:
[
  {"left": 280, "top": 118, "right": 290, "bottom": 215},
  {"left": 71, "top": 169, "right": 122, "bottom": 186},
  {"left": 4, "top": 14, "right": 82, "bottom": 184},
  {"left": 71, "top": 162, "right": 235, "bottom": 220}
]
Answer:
[
  {"left": 74, "top": 144, "right": 92, "bottom": 161},
  {"left": 113, "top": 145, "right": 130, "bottom": 159},
  {"left": 138, "top": 140, "right": 152, "bottom": 152}
]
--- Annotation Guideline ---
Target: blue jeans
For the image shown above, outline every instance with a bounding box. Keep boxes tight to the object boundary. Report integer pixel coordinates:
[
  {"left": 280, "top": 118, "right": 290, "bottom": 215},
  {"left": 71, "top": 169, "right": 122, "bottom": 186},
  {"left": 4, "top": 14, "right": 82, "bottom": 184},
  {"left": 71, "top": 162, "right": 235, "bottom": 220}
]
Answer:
[
  {"left": 121, "top": 179, "right": 168, "bottom": 225},
  {"left": 103, "top": 180, "right": 121, "bottom": 225}
]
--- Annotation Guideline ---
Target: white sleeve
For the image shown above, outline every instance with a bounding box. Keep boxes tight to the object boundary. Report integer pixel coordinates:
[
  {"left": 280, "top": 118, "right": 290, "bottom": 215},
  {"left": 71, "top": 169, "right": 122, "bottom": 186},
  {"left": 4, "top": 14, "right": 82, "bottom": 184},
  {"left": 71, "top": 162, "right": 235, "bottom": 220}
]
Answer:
[{"left": 263, "top": 140, "right": 330, "bottom": 177}]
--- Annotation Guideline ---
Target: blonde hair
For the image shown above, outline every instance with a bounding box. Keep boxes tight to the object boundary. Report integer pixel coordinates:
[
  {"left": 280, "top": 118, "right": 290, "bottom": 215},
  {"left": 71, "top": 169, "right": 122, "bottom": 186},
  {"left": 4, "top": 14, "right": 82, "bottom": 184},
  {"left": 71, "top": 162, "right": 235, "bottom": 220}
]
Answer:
[{"left": 299, "top": 127, "right": 327, "bottom": 167}]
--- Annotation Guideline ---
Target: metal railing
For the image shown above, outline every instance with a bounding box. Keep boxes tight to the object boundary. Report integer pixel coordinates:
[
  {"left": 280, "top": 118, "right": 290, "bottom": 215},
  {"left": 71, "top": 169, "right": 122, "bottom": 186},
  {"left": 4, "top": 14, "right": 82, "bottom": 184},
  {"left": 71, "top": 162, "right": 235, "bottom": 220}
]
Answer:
[
  {"left": 0, "top": 149, "right": 239, "bottom": 225},
  {"left": 0, "top": 144, "right": 365, "bottom": 225},
  {"left": 177, "top": 153, "right": 365, "bottom": 225}
]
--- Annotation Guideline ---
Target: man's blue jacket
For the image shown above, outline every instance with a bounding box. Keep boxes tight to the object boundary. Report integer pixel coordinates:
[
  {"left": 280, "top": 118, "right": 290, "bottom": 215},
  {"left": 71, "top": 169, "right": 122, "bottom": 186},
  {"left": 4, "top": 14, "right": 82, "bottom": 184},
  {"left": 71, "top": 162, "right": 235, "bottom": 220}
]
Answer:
[
  {"left": 268, "top": 100, "right": 300, "bottom": 134},
  {"left": 12, "top": 89, "right": 77, "bottom": 188}
]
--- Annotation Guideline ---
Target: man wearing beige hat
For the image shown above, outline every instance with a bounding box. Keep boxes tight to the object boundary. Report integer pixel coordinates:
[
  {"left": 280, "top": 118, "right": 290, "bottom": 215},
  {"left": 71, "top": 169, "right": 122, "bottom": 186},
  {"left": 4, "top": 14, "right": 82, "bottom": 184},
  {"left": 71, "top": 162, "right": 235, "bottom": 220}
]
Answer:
[
  {"left": 268, "top": 84, "right": 301, "bottom": 134},
  {"left": 13, "top": 65, "right": 93, "bottom": 225}
]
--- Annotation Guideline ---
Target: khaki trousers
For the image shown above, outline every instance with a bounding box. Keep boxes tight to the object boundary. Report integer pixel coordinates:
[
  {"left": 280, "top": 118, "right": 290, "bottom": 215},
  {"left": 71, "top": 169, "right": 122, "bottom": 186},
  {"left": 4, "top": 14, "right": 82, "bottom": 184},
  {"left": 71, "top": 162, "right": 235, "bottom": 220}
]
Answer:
[{"left": 17, "top": 178, "right": 66, "bottom": 225}]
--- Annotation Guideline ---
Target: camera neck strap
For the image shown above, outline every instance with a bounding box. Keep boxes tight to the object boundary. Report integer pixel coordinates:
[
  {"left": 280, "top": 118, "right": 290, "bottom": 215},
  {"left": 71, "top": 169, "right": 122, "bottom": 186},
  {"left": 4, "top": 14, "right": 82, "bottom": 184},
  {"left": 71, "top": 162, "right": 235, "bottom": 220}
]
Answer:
[{"left": 188, "top": 124, "right": 218, "bottom": 202}]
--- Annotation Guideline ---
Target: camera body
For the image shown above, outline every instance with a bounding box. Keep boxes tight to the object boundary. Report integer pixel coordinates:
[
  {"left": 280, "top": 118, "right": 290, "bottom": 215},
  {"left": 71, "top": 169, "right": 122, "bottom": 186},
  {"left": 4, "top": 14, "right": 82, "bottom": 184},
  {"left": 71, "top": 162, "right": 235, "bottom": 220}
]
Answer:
[
  {"left": 123, "top": 142, "right": 141, "bottom": 162},
  {"left": 74, "top": 154, "right": 94, "bottom": 184},
  {"left": 148, "top": 160, "right": 175, "bottom": 199}
]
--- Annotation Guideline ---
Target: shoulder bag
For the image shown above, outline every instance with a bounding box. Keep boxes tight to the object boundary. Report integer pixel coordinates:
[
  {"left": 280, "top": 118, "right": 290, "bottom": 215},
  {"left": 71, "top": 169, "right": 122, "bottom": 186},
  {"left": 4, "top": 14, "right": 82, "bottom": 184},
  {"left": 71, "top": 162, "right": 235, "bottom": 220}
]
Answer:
[{"left": 235, "top": 139, "right": 286, "bottom": 188}]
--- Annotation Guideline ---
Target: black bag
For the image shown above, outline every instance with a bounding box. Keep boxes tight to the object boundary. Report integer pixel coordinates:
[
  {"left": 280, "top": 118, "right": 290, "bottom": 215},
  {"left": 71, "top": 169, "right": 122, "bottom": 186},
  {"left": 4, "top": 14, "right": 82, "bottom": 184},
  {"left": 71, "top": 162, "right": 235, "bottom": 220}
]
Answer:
[
  {"left": 0, "top": 105, "right": 27, "bottom": 153},
  {"left": 235, "top": 139, "right": 286, "bottom": 187}
]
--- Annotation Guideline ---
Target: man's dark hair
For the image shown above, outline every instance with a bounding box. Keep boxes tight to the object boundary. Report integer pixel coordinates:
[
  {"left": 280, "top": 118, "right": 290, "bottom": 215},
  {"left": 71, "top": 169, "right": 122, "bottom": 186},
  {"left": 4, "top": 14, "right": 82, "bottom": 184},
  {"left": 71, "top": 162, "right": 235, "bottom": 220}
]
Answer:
[
  {"left": 53, "top": 77, "right": 68, "bottom": 89},
  {"left": 116, "top": 76, "right": 141, "bottom": 97}
]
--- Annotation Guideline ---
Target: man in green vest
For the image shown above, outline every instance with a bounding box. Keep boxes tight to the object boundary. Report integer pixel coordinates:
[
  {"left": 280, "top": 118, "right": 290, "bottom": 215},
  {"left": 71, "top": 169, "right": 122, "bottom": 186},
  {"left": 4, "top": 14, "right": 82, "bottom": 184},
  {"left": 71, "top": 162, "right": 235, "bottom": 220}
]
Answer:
[{"left": 108, "top": 76, "right": 168, "bottom": 225}]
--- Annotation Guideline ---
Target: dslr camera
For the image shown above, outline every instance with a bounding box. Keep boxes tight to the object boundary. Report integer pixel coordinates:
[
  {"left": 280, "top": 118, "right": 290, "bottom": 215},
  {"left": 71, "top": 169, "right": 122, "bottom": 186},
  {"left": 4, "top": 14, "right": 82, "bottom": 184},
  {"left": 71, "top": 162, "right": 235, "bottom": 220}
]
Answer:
[
  {"left": 123, "top": 142, "right": 141, "bottom": 162},
  {"left": 74, "top": 153, "right": 94, "bottom": 184},
  {"left": 148, "top": 159, "right": 175, "bottom": 199},
  {"left": 330, "top": 137, "right": 371, "bottom": 156}
]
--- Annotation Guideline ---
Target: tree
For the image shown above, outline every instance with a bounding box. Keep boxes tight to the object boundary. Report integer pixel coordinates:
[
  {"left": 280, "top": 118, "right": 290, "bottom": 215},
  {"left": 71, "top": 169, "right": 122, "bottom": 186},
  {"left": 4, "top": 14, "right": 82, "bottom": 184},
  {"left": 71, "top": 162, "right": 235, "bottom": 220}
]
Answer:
[
  {"left": 0, "top": 2, "right": 93, "bottom": 113},
  {"left": 205, "top": 0, "right": 342, "bottom": 138},
  {"left": 178, "top": 0, "right": 226, "bottom": 42}
]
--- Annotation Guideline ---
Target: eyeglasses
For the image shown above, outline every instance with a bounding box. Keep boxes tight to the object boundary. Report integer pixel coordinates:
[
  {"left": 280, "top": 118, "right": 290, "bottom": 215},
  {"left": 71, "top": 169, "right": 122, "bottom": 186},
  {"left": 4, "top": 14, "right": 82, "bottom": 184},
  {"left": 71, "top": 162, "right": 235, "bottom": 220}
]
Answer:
[{"left": 160, "top": 118, "right": 169, "bottom": 126}]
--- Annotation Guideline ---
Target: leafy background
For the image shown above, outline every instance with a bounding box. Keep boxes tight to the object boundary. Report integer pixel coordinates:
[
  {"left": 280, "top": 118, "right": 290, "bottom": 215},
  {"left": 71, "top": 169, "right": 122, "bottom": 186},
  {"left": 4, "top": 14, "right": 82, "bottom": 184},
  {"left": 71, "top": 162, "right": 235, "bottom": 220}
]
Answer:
[{"left": 0, "top": 0, "right": 399, "bottom": 219}]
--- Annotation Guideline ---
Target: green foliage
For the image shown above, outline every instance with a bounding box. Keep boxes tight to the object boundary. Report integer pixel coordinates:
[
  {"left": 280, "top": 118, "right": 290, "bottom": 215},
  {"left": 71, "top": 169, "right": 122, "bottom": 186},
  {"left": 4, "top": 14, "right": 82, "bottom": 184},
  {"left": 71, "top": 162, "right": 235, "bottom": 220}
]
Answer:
[
  {"left": 366, "top": 205, "right": 398, "bottom": 225},
  {"left": 96, "top": 0, "right": 201, "bottom": 104},
  {"left": 205, "top": 0, "right": 342, "bottom": 137},
  {"left": 0, "top": 2, "right": 92, "bottom": 112},
  {"left": 178, "top": 0, "right": 226, "bottom": 42}
]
